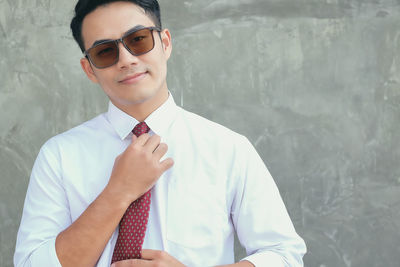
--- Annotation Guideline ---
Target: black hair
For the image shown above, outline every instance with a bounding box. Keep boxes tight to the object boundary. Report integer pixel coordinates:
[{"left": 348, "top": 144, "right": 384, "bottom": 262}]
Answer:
[{"left": 70, "top": 0, "right": 162, "bottom": 52}]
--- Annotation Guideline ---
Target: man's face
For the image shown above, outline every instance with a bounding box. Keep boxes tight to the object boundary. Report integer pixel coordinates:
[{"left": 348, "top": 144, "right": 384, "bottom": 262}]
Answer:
[{"left": 80, "top": 1, "right": 171, "bottom": 111}]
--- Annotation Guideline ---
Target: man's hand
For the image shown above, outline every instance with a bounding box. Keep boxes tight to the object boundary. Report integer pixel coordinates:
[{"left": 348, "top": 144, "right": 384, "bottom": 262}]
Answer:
[
  {"left": 106, "top": 133, "right": 174, "bottom": 206},
  {"left": 110, "top": 249, "right": 186, "bottom": 267}
]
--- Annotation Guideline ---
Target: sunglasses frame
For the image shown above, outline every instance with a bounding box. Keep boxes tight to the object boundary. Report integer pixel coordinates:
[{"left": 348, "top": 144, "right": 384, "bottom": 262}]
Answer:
[{"left": 83, "top": 26, "right": 161, "bottom": 69}]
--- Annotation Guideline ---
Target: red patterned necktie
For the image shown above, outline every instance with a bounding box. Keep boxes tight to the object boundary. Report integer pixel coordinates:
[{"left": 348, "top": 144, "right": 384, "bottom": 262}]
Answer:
[{"left": 112, "top": 122, "right": 151, "bottom": 263}]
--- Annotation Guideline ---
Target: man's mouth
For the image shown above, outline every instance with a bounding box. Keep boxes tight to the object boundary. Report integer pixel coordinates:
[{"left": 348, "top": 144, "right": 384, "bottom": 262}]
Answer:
[{"left": 118, "top": 72, "right": 148, "bottom": 84}]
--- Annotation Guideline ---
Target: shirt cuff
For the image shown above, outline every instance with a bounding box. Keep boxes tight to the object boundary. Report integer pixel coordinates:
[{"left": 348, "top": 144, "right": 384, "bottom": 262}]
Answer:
[
  {"left": 241, "top": 251, "right": 285, "bottom": 267},
  {"left": 29, "top": 238, "right": 62, "bottom": 267}
]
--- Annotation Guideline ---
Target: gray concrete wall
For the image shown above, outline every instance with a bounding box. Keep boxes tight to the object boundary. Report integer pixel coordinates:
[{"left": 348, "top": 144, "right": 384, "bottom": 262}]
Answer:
[{"left": 1, "top": 0, "right": 400, "bottom": 266}]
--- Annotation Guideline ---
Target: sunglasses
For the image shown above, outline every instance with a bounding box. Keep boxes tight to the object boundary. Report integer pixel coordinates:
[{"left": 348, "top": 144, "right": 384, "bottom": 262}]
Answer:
[{"left": 84, "top": 26, "right": 161, "bottom": 69}]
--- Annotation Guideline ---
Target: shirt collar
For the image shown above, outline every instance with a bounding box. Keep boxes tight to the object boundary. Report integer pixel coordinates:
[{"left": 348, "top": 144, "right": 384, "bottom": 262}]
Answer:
[{"left": 106, "top": 93, "right": 178, "bottom": 140}]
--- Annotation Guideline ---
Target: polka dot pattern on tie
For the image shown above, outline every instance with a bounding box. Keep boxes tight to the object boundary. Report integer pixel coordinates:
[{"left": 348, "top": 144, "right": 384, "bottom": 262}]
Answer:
[
  {"left": 112, "top": 122, "right": 151, "bottom": 263},
  {"left": 132, "top": 122, "right": 150, "bottom": 137}
]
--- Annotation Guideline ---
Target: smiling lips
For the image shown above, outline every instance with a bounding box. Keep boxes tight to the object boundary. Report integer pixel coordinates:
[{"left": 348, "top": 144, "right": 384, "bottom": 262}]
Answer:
[{"left": 119, "top": 72, "right": 147, "bottom": 84}]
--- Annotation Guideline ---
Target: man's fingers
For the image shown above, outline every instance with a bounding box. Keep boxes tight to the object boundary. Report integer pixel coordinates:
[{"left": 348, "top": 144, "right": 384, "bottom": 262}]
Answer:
[
  {"left": 143, "top": 134, "right": 161, "bottom": 152},
  {"left": 160, "top": 158, "right": 174, "bottom": 172},
  {"left": 153, "top": 143, "right": 168, "bottom": 159},
  {"left": 141, "top": 249, "right": 164, "bottom": 260},
  {"left": 132, "top": 133, "right": 150, "bottom": 146},
  {"left": 112, "top": 259, "right": 151, "bottom": 267}
]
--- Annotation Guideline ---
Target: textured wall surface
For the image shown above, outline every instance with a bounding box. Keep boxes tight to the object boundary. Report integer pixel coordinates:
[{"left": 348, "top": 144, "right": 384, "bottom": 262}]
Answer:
[{"left": 1, "top": 0, "right": 400, "bottom": 266}]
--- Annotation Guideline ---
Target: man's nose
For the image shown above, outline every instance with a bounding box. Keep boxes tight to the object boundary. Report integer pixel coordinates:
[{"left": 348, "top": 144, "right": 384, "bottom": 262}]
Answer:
[{"left": 116, "top": 42, "right": 139, "bottom": 69}]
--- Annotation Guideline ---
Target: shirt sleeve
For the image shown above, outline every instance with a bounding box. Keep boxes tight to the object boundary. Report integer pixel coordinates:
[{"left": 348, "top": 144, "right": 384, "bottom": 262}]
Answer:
[
  {"left": 231, "top": 136, "right": 307, "bottom": 267},
  {"left": 14, "top": 139, "right": 69, "bottom": 267}
]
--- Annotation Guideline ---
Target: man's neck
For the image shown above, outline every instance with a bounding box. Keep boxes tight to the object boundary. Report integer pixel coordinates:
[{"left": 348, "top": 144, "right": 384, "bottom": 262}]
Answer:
[{"left": 111, "top": 88, "right": 169, "bottom": 122}]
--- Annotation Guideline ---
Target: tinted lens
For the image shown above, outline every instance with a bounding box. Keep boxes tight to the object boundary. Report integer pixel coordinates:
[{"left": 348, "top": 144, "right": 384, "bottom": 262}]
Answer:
[
  {"left": 88, "top": 42, "right": 118, "bottom": 68},
  {"left": 123, "top": 28, "right": 155, "bottom": 56}
]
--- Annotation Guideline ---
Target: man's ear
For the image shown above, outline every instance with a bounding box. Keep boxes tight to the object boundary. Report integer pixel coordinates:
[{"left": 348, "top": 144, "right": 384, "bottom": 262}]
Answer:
[
  {"left": 80, "top": 57, "right": 99, "bottom": 83},
  {"left": 160, "top": 28, "right": 172, "bottom": 60}
]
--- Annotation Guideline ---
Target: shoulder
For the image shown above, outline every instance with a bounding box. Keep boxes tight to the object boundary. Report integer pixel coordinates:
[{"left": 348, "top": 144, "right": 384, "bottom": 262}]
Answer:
[
  {"left": 41, "top": 113, "right": 111, "bottom": 154},
  {"left": 176, "top": 107, "right": 251, "bottom": 152},
  {"left": 178, "top": 107, "right": 245, "bottom": 140}
]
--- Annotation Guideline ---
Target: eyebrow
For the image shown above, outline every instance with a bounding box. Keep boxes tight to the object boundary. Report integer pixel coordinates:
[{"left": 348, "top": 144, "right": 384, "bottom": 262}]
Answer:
[{"left": 91, "top": 25, "right": 147, "bottom": 47}]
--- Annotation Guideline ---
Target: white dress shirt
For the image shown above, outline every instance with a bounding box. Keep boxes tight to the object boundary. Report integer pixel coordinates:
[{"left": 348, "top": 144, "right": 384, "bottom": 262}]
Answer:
[{"left": 14, "top": 94, "right": 306, "bottom": 267}]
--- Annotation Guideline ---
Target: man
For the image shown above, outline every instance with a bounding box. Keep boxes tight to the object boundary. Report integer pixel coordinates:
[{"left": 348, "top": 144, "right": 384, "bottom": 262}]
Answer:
[{"left": 14, "top": 0, "right": 306, "bottom": 266}]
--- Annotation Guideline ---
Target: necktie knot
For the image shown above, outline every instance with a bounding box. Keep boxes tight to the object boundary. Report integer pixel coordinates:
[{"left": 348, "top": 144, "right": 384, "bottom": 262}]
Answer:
[{"left": 132, "top": 122, "right": 150, "bottom": 137}]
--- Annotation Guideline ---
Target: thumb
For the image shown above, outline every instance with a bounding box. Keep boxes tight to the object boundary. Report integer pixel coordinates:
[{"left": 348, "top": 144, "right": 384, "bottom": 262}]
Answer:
[{"left": 131, "top": 134, "right": 138, "bottom": 143}]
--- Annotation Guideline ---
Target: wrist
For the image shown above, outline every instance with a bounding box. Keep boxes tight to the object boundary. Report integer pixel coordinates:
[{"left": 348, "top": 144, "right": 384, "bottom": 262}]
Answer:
[{"left": 101, "top": 183, "right": 136, "bottom": 211}]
